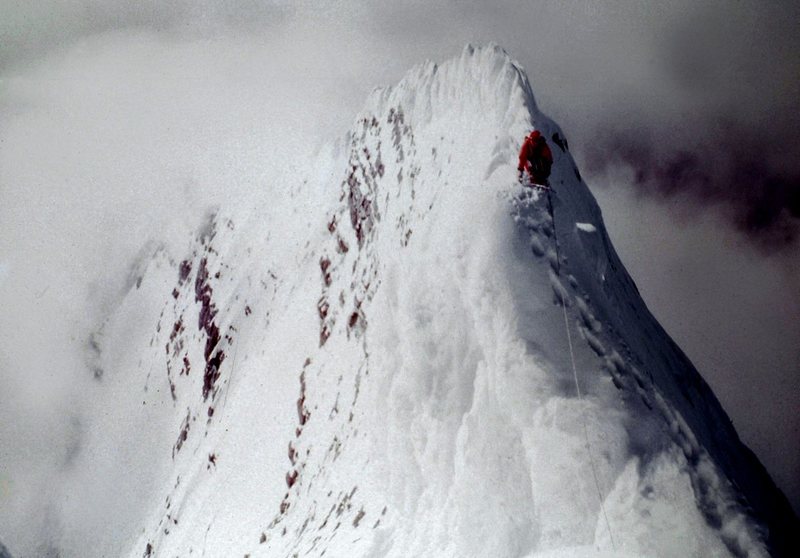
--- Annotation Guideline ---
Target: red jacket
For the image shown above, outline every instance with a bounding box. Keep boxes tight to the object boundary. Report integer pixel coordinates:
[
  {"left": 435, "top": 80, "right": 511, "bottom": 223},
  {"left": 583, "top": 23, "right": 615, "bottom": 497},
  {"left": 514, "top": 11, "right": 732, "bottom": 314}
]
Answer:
[{"left": 518, "top": 130, "right": 553, "bottom": 182}]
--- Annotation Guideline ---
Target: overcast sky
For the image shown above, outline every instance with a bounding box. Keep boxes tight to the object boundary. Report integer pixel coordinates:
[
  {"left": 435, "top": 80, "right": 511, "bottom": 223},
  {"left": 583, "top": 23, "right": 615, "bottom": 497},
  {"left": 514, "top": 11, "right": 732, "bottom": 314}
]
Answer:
[{"left": 0, "top": 1, "right": 798, "bottom": 555}]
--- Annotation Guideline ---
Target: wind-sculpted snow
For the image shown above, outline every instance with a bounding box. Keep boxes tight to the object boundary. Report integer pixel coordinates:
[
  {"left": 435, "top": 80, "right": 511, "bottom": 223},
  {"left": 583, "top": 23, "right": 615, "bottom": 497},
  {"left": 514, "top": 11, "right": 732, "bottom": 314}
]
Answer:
[{"left": 75, "top": 45, "right": 796, "bottom": 557}]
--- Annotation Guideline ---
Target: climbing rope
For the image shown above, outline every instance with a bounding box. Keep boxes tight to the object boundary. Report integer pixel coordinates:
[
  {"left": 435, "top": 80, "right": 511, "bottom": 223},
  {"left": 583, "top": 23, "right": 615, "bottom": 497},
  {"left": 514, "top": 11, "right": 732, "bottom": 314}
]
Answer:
[{"left": 547, "top": 187, "right": 617, "bottom": 550}]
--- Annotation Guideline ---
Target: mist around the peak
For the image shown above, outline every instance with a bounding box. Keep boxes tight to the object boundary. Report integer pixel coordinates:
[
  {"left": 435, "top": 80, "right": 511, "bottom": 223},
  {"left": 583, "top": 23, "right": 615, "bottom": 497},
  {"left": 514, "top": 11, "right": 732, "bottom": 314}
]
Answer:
[
  {"left": 0, "top": 22, "right": 370, "bottom": 557},
  {"left": 585, "top": 123, "right": 800, "bottom": 252},
  {"left": 582, "top": 4, "right": 800, "bottom": 253}
]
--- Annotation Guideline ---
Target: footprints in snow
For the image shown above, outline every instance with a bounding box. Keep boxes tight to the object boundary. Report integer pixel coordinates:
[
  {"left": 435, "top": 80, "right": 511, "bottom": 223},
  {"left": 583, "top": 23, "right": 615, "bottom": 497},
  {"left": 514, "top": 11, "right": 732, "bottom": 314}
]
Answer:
[{"left": 513, "top": 190, "right": 655, "bottom": 411}]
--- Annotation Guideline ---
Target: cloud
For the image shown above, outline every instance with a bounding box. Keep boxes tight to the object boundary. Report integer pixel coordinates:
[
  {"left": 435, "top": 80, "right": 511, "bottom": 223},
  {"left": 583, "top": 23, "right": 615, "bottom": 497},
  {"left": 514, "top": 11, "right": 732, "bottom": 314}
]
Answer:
[
  {"left": 584, "top": 122, "right": 800, "bottom": 251},
  {"left": 0, "top": 1, "right": 291, "bottom": 71},
  {"left": 0, "top": 19, "right": 360, "bottom": 557},
  {"left": 580, "top": 1, "right": 800, "bottom": 252}
]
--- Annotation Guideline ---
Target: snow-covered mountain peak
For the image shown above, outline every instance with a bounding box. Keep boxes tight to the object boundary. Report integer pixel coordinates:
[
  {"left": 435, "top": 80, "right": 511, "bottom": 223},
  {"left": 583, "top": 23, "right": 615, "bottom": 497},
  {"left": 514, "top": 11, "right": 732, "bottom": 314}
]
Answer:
[
  {"left": 363, "top": 43, "right": 537, "bottom": 128},
  {"left": 44, "top": 45, "right": 797, "bottom": 558}
]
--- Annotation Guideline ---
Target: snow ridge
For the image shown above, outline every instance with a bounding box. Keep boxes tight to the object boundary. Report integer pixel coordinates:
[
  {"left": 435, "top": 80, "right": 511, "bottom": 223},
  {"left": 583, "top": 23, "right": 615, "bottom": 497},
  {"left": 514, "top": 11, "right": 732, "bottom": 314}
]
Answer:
[{"left": 67, "top": 45, "right": 797, "bottom": 558}]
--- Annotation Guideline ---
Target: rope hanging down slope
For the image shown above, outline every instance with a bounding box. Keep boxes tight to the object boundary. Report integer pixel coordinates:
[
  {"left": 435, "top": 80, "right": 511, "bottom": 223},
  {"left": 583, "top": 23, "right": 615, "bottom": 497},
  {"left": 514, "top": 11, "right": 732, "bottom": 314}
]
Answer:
[{"left": 547, "top": 187, "right": 617, "bottom": 550}]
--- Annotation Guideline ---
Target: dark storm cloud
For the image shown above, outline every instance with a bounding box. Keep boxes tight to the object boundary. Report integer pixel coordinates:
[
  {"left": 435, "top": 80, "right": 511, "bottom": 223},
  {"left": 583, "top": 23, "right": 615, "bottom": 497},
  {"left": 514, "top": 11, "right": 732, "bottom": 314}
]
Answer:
[
  {"left": 582, "top": 2, "right": 800, "bottom": 252},
  {"left": 585, "top": 123, "right": 800, "bottom": 251}
]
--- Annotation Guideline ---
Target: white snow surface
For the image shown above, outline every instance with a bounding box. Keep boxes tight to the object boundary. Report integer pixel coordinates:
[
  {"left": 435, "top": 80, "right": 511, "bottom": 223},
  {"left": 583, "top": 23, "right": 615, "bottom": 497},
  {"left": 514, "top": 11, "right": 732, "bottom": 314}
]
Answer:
[{"left": 65, "top": 45, "right": 795, "bottom": 558}]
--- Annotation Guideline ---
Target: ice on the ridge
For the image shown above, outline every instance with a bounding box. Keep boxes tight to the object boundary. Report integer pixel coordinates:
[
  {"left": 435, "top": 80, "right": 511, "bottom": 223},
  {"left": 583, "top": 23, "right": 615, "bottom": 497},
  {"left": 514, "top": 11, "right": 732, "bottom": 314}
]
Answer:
[{"left": 576, "top": 222, "right": 597, "bottom": 233}]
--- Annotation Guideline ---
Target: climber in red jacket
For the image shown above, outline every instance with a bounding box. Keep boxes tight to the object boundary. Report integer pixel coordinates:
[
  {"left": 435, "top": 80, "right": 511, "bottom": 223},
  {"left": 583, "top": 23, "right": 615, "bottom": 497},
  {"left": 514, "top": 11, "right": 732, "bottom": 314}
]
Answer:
[{"left": 518, "top": 130, "right": 553, "bottom": 187}]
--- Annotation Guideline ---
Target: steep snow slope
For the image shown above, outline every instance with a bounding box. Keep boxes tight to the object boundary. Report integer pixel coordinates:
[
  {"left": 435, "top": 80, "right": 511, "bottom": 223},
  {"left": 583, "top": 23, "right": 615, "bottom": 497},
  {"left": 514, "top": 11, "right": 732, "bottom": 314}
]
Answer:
[{"left": 66, "top": 45, "right": 796, "bottom": 558}]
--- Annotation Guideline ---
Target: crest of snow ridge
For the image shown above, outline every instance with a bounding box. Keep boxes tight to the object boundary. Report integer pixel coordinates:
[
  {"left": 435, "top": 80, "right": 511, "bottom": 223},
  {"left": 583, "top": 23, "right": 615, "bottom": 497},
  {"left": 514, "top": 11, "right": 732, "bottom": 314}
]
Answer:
[{"left": 364, "top": 43, "right": 538, "bottom": 137}]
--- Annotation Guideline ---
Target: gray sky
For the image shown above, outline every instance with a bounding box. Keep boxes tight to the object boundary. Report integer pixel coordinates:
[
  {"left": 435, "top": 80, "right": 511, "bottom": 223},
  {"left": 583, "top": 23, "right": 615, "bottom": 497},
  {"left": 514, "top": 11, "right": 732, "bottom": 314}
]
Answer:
[{"left": 0, "top": 1, "right": 798, "bottom": 555}]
